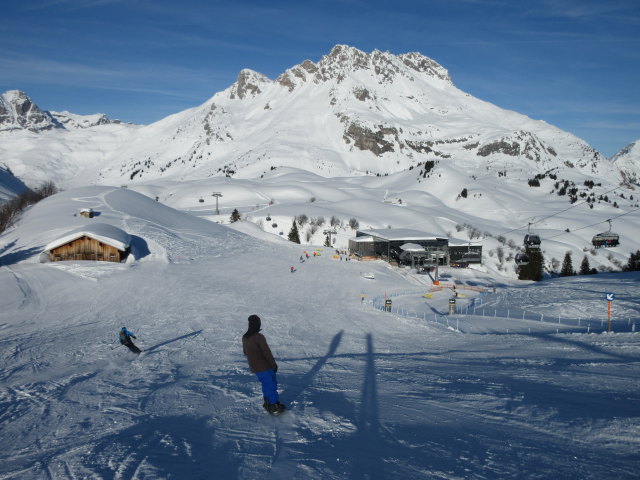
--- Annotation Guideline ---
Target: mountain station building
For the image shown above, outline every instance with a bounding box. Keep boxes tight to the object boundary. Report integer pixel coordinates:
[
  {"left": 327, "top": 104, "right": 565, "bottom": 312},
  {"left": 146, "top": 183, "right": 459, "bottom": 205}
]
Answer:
[{"left": 349, "top": 228, "right": 482, "bottom": 267}]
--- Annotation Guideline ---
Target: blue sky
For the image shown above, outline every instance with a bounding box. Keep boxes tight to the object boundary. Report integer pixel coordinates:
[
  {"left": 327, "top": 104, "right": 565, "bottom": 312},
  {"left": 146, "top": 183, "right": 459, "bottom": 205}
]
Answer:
[{"left": 1, "top": 0, "right": 638, "bottom": 157}]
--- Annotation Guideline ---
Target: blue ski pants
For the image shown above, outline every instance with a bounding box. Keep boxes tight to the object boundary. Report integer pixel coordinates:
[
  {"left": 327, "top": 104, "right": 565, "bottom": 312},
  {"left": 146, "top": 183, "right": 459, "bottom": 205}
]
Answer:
[{"left": 256, "top": 368, "right": 279, "bottom": 404}]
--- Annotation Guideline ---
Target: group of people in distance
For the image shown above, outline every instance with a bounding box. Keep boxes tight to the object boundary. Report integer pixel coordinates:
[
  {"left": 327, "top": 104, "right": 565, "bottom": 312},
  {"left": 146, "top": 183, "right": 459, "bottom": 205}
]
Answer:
[{"left": 118, "top": 314, "right": 285, "bottom": 415}]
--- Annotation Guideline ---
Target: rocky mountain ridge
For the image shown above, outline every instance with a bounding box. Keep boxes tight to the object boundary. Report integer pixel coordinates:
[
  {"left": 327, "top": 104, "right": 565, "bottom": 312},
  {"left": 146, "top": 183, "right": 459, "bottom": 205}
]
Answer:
[
  {"left": 0, "top": 46, "right": 637, "bottom": 195},
  {"left": 0, "top": 90, "right": 118, "bottom": 133}
]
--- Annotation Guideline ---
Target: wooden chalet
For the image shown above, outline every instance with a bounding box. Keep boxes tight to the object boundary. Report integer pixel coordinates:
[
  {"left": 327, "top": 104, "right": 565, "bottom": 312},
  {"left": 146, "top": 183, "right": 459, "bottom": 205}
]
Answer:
[{"left": 45, "top": 223, "right": 131, "bottom": 263}]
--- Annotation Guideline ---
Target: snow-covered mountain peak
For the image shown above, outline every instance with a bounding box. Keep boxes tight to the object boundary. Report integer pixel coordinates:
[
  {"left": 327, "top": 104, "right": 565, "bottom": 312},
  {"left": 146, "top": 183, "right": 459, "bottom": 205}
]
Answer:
[
  {"left": 274, "top": 45, "right": 453, "bottom": 93},
  {"left": 0, "top": 90, "right": 119, "bottom": 133},
  {"left": 0, "top": 89, "right": 59, "bottom": 132},
  {"left": 229, "top": 69, "right": 273, "bottom": 100},
  {"left": 49, "top": 110, "right": 120, "bottom": 129}
]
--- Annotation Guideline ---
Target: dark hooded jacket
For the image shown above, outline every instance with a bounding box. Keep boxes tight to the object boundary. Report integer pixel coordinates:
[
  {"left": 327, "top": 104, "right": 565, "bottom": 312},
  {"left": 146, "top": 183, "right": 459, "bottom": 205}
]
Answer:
[{"left": 242, "top": 315, "right": 277, "bottom": 373}]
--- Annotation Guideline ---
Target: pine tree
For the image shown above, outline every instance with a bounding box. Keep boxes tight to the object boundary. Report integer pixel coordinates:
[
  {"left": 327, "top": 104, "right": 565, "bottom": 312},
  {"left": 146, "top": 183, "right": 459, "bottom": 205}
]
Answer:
[
  {"left": 579, "top": 255, "right": 591, "bottom": 275},
  {"left": 324, "top": 235, "right": 331, "bottom": 247},
  {"left": 288, "top": 219, "right": 300, "bottom": 244},
  {"left": 517, "top": 248, "right": 544, "bottom": 281},
  {"left": 624, "top": 250, "right": 640, "bottom": 271},
  {"left": 560, "top": 251, "right": 574, "bottom": 276},
  {"left": 230, "top": 208, "right": 241, "bottom": 223}
]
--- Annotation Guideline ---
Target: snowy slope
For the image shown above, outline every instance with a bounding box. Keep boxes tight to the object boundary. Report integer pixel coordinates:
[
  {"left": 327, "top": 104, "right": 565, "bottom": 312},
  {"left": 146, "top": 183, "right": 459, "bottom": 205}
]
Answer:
[
  {"left": 0, "top": 165, "right": 29, "bottom": 201},
  {"left": 1, "top": 46, "right": 639, "bottom": 278},
  {"left": 0, "top": 187, "right": 638, "bottom": 479},
  {"left": 613, "top": 139, "right": 640, "bottom": 185}
]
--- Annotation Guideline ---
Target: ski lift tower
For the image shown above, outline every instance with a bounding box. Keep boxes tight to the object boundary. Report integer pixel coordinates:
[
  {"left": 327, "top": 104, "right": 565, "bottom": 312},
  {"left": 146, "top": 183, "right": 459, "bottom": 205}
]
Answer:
[
  {"left": 429, "top": 250, "right": 446, "bottom": 284},
  {"left": 323, "top": 229, "right": 338, "bottom": 245},
  {"left": 211, "top": 192, "right": 223, "bottom": 215}
]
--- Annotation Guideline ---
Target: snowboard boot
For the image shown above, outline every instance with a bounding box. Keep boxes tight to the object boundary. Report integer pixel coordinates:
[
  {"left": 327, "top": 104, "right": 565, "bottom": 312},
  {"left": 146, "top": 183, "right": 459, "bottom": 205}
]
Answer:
[
  {"left": 262, "top": 396, "right": 268, "bottom": 411},
  {"left": 266, "top": 402, "right": 286, "bottom": 415}
]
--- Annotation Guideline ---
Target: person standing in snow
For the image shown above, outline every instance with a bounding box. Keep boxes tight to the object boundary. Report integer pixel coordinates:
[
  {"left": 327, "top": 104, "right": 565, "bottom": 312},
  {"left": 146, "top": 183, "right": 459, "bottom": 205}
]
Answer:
[
  {"left": 119, "top": 327, "right": 141, "bottom": 354},
  {"left": 242, "top": 314, "right": 285, "bottom": 415}
]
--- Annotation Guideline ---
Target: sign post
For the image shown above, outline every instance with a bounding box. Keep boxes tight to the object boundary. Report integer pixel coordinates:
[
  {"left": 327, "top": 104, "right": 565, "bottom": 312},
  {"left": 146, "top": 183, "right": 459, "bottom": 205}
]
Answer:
[{"left": 606, "top": 293, "right": 614, "bottom": 332}]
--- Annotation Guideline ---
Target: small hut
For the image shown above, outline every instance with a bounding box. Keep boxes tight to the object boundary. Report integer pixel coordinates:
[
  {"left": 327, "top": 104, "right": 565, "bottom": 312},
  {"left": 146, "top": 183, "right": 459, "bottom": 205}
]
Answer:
[
  {"left": 44, "top": 223, "right": 131, "bottom": 263},
  {"left": 79, "top": 208, "right": 94, "bottom": 218}
]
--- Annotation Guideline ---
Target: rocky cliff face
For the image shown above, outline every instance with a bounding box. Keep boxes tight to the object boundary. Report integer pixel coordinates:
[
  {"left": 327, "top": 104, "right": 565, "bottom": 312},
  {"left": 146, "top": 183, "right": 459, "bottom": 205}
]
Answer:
[
  {"left": 0, "top": 90, "right": 59, "bottom": 132},
  {"left": 274, "top": 44, "right": 453, "bottom": 92}
]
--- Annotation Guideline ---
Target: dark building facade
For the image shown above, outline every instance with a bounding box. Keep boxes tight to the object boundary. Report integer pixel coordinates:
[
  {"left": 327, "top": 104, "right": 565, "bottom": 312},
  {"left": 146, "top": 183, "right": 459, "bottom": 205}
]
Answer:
[{"left": 349, "top": 228, "right": 482, "bottom": 266}]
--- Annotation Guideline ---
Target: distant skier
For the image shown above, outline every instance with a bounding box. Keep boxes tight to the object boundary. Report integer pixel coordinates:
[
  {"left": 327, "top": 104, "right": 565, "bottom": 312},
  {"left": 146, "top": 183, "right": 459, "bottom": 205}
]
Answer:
[
  {"left": 242, "top": 315, "right": 285, "bottom": 415},
  {"left": 119, "top": 327, "right": 141, "bottom": 354},
  {"left": 290, "top": 266, "right": 295, "bottom": 273}
]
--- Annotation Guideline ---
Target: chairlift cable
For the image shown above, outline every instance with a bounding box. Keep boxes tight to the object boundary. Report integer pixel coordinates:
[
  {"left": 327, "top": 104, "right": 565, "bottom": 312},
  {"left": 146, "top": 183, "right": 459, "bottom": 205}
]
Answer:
[
  {"left": 545, "top": 206, "right": 640, "bottom": 240},
  {"left": 496, "top": 185, "right": 629, "bottom": 236}
]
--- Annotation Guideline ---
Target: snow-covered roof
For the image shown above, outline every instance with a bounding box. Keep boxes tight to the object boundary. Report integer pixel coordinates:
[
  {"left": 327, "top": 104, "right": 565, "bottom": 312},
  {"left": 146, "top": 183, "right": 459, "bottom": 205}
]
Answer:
[
  {"left": 44, "top": 223, "right": 131, "bottom": 252},
  {"left": 448, "top": 238, "right": 482, "bottom": 247},
  {"left": 350, "top": 235, "right": 374, "bottom": 243},
  {"left": 358, "top": 228, "right": 447, "bottom": 242},
  {"left": 399, "top": 243, "right": 426, "bottom": 252}
]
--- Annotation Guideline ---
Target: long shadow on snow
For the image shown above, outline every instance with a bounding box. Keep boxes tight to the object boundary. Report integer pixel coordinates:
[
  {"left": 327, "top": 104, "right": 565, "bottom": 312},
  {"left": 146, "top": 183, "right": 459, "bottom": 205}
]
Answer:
[
  {"left": 280, "top": 329, "right": 343, "bottom": 403},
  {"left": 144, "top": 330, "right": 202, "bottom": 353},
  {"left": 130, "top": 234, "right": 151, "bottom": 260},
  {"left": 0, "top": 239, "right": 17, "bottom": 257},
  {"left": 273, "top": 333, "right": 639, "bottom": 478},
  {"left": 347, "top": 333, "right": 390, "bottom": 479},
  {"left": 337, "top": 336, "right": 637, "bottom": 478},
  {"left": 529, "top": 332, "right": 640, "bottom": 363},
  {"left": 0, "top": 245, "right": 43, "bottom": 266},
  {"left": 277, "top": 334, "right": 406, "bottom": 478}
]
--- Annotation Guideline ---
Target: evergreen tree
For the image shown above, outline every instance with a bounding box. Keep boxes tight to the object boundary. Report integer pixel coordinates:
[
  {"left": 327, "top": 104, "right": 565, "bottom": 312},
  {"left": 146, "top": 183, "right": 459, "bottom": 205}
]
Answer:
[
  {"left": 288, "top": 219, "right": 301, "bottom": 244},
  {"left": 560, "top": 251, "right": 574, "bottom": 276},
  {"left": 324, "top": 235, "right": 331, "bottom": 247},
  {"left": 624, "top": 250, "right": 640, "bottom": 271},
  {"left": 517, "top": 248, "right": 544, "bottom": 281},
  {"left": 230, "top": 208, "right": 241, "bottom": 223},
  {"left": 579, "top": 255, "right": 591, "bottom": 275}
]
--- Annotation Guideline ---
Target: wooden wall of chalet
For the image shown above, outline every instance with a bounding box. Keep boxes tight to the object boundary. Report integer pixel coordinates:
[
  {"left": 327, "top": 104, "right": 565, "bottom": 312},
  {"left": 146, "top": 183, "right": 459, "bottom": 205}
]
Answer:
[{"left": 49, "top": 236, "right": 124, "bottom": 262}]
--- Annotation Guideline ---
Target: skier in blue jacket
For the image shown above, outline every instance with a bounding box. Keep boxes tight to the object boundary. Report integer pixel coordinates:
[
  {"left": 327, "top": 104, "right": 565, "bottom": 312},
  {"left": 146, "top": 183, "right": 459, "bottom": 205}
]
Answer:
[{"left": 119, "top": 327, "right": 141, "bottom": 354}]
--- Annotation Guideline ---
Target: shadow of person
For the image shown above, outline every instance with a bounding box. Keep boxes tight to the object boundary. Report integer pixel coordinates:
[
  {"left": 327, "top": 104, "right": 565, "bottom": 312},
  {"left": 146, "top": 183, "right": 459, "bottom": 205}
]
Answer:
[
  {"left": 144, "top": 330, "right": 202, "bottom": 353},
  {"left": 281, "top": 330, "right": 343, "bottom": 403}
]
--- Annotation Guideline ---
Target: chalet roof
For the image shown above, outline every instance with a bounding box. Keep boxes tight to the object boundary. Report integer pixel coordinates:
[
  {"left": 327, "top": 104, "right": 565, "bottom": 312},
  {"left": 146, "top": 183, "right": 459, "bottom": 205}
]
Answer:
[{"left": 44, "top": 223, "right": 131, "bottom": 252}]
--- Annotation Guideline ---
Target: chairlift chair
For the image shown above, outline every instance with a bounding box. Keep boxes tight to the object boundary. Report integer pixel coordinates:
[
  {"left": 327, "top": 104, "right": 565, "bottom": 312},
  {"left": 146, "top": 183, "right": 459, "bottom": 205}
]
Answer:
[
  {"left": 523, "top": 223, "right": 541, "bottom": 249},
  {"left": 461, "top": 243, "right": 481, "bottom": 263},
  {"left": 515, "top": 252, "right": 530, "bottom": 266},
  {"left": 592, "top": 219, "right": 619, "bottom": 248}
]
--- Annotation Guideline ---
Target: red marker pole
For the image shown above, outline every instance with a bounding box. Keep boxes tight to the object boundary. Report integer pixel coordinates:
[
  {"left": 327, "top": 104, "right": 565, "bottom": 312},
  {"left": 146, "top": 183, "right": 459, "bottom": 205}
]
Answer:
[{"left": 608, "top": 301, "right": 612, "bottom": 332}]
